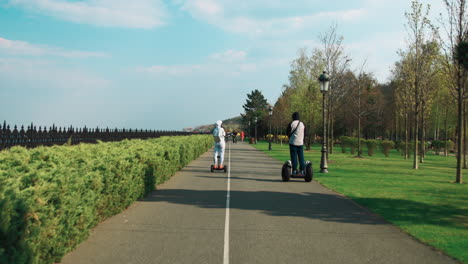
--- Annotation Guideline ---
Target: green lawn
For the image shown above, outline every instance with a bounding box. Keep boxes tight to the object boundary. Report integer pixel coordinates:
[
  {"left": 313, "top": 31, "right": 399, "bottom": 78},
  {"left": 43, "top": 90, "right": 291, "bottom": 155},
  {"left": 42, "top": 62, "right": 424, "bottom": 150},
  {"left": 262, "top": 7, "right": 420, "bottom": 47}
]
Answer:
[{"left": 253, "top": 141, "right": 468, "bottom": 263}]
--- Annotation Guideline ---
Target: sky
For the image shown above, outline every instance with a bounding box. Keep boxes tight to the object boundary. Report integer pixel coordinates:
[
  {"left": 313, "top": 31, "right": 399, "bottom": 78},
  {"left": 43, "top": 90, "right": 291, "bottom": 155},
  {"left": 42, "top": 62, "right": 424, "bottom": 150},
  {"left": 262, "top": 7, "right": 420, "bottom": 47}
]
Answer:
[{"left": 0, "top": 0, "right": 445, "bottom": 130}]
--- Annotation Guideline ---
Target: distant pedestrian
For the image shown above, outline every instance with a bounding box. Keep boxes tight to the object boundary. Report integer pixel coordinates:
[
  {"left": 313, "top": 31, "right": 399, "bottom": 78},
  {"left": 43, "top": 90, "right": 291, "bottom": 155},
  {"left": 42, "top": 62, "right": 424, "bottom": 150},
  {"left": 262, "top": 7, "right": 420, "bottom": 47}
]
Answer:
[
  {"left": 287, "top": 112, "right": 306, "bottom": 175},
  {"left": 212, "top": 120, "right": 226, "bottom": 169},
  {"left": 241, "top": 131, "right": 245, "bottom": 142}
]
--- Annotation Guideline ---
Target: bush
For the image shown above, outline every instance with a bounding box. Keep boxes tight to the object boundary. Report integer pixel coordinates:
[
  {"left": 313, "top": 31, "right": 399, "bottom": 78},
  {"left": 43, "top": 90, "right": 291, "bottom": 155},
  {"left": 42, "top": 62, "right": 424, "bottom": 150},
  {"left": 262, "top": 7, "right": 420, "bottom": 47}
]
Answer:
[
  {"left": 277, "top": 135, "right": 289, "bottom": 144},
  {"left": 396, "top": 141, "right": 414, "bottom": 157},
  {"left": 432, "top": 140, "right": 444, "bottom": 155},
  {"left": 0, "top": 135, "right": 212, "bottom": 264},
  {"left": 364, "top": 140, "right": 379, "bottom": 156},
  {"left": 266, "top": 134, "right": 274, "bottom": 141},
  {"left": 432, "top": 140, "right": 454, "bottom": 155},
  {"left": 339, "top": 136, "right": 349, "bottom": 153},
  {"left": 349, "top": 137, "right": 358, "bottom": 155},
  {"left": 380, "top": 141, "right": 395, "bottom": 157},
  {"left": 446, "top": 140, "right": 455, "bottom": 152}
]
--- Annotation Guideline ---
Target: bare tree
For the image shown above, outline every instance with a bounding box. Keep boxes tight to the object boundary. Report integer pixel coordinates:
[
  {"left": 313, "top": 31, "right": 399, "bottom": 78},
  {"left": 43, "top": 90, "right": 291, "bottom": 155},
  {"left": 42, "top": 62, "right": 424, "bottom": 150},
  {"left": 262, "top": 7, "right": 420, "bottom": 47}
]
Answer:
[
  {"left": 438, "top": 0, "right": 468, "bottom": 183},
  {"left": 318, "top": 23, "right": 351, "bottom": 157},
  {"left": 405, "top": 0, "right": 433, "bottom": 169}
]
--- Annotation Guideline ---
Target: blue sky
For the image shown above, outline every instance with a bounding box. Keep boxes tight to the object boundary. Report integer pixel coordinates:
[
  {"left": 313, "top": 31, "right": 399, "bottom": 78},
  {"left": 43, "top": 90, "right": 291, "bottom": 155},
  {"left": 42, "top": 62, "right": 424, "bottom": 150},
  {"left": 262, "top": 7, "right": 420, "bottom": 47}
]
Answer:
[{"left": 0, "top": 0, "right": 443, "bottom": 130}]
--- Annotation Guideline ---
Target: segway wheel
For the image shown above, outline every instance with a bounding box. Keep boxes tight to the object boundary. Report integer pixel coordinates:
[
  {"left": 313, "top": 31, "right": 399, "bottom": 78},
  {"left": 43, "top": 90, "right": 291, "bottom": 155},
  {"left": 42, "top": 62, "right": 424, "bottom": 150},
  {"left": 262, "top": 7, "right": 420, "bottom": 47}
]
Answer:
[
  {"left": 304, "top": 162, "right": 313, "bottom": 182},
  {"left": 281, "top": 162, "right": 291, "bottom": 182},
  {"left": 211, "top": 165, "right": 214, "bottom": 172},
  {"left": 224, "top": 165, "right": 228, "bottom": 173}
]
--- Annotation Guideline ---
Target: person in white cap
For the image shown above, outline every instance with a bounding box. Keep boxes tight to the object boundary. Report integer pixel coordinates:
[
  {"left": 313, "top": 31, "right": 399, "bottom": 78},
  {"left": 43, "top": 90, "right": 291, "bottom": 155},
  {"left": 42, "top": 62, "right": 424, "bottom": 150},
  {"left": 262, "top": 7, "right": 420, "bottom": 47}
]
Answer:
[{"left": 212, "top": 120, "right": 226, "bottom": 169}]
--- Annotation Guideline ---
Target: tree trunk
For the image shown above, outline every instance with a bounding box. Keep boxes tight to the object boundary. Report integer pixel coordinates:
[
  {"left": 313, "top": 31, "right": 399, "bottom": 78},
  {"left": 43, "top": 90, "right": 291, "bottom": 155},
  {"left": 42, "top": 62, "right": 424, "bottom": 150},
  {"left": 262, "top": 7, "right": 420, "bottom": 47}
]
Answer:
[
  {"left": 456, "top": 80, "right": 463, "bottom": 183},
  {"left": 358, "top": 117, "right": 361, "bottom": 157},
  {"left": 358, "top": 83, "right": 362, "bottom": 157},
  {"left": 326, "top": 97, "right": 331, "bottom": 160},
  {"left": 420, "top": 112, "right": 425, "bottom": 163},
  {"left": 445, "top": 106, "right": 449, "bottom": 157},
  {"left": 330, "top": 117, "right": 334, "bottom": 155},
  {"left": 413, "top": 80, "right": 419, "bottom": 170},
  {"left": 464, "top": 100, "right": 467, "bottom": 169},
  {"left": 405, "top": 111, "right": 409, "bottom": 159}
]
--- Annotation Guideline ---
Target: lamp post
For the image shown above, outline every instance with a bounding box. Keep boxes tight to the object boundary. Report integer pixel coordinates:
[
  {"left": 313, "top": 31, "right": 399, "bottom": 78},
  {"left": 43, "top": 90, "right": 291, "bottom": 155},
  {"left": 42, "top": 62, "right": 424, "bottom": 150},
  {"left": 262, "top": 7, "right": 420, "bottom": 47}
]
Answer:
[
  {"left": 248, "top": 121, "right": 251, "bottom": 142},
  {"left": 268, "top": 106, "right": 273, "bottom": 151},
  {"left": 319, "top": 71, "right": 330, "bottom": 173},
  {"left": 254, "top": 116, "right": 258, "bottom": 144}
]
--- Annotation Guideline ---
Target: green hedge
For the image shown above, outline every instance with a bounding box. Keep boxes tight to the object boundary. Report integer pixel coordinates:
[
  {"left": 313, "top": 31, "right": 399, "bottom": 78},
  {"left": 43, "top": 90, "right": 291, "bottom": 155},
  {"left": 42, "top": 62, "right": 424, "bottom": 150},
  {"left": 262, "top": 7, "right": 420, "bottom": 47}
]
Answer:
[
  {"left": 431, "top": 140, "right": 454, "bottom": 155},
  {"left": 380, "top": 141, "right": 395, "bottom": 157},
  {"left": 0, "top": 135, "right": 212, "bottom": 264},
  {"left": 364, "top": 140, "right": 378, "bottom": 156}
]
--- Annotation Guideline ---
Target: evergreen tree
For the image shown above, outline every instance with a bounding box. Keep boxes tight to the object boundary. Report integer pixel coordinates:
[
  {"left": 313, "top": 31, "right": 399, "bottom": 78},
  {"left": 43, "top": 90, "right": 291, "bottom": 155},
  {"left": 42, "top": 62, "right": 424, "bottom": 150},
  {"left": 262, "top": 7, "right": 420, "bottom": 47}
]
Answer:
[{"left": 241, "top": 90, "right": 269, "bottom": 137}]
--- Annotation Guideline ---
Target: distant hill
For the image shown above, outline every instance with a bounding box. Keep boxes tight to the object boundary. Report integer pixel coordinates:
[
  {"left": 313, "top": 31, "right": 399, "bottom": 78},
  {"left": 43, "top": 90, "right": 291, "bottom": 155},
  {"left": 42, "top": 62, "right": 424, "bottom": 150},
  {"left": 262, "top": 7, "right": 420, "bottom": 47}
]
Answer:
[{"left": 183, "top": 116, "right": 243, "bottom": 133}]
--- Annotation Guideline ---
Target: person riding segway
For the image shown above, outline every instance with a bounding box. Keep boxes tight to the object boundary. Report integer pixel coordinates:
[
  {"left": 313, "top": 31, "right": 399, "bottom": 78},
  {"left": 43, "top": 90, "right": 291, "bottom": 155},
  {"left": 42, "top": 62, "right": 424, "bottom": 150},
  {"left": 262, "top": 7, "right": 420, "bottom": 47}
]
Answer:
[
  {"left": 211, "top": 120, "right": 227, "bottom": 173},
  {"left": 281, "top": 112, "right": 313, "bottom": 182}
]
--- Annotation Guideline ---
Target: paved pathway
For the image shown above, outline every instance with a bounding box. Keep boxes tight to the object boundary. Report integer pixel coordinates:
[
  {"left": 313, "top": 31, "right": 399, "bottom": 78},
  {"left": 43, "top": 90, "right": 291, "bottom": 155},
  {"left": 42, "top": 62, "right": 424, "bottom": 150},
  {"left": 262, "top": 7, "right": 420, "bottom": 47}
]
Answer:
[{"left": 60, "top": 142, "right": 457, "bottom": 264}]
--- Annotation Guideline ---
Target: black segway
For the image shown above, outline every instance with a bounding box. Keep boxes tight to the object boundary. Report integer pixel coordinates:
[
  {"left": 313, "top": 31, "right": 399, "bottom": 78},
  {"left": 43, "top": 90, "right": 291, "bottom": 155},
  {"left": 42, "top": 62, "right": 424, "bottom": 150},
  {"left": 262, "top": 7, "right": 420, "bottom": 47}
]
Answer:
[
  {"left": 281, "top": 160, "right": 313, "bottom": 182},
  {"left": 211, "top": 155, "right": 227, "bottom": 173}
]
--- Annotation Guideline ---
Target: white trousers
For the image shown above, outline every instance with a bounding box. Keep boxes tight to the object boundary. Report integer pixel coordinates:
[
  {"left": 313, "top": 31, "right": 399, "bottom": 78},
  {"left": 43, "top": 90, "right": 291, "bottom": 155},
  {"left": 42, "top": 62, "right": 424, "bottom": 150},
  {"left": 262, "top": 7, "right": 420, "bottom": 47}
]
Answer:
[{"left": 214, "top": 142, "right": 225, "bottom": 165}]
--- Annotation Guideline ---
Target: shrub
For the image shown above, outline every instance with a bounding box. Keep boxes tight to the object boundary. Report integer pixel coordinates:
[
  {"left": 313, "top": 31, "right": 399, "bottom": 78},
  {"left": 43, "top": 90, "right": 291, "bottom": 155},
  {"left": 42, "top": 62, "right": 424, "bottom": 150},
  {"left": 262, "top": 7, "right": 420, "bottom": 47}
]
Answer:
[
  {"left": 446, "top": 140, "right": 455, "bottom": 153},
  {"left": 0, "top": 135, "right": 212, "bottom": 264},
  {"left": 380, "top": 141, "right": 395, "bottom": 157},
  {"left": 349, "top": 137, "right": 358, "bottom": 155},
  {"left": 365, "top": 140, "right": 379, "bottom": 156},
  {"left": 339, "top": 136, "right": 349, "bottom": 153},
  {"left": 432, "top": 140, "right": 444, "bottom": 155},
  {"left": 277, "top": 135, "right": 289, "bottom": 144},
  {"left": 397, "top": 141, "right": 413, "bottom": 157},
  {"left": 266, "top": 134, "right": 274, "bottom": 141},
  {"left": 395, "top": 140, "right": 402, "bottom": 151}
]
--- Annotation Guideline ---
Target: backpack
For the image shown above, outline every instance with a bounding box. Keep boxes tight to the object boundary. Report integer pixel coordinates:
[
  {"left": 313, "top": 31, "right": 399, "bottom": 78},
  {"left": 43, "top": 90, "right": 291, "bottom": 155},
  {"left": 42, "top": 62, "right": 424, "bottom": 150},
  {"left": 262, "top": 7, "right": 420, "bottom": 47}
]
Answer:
[{"left": 213, "top": 127, "right": 221, "bottom": 143}]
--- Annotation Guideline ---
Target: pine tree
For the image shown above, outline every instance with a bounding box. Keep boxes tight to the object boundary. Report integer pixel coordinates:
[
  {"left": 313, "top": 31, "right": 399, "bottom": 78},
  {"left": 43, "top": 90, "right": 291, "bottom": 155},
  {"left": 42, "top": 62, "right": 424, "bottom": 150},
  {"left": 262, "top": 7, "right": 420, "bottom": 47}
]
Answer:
[{"left": 241, "top": 90, "right": 269, "bottom": 136}]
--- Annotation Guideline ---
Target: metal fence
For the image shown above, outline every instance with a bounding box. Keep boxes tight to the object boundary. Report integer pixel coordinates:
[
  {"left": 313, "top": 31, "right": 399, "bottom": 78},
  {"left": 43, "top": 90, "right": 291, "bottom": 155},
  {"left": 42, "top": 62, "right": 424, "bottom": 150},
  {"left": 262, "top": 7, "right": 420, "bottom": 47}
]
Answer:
[{"left": 0, "top": 121, "right": 192, "bottom": 150}]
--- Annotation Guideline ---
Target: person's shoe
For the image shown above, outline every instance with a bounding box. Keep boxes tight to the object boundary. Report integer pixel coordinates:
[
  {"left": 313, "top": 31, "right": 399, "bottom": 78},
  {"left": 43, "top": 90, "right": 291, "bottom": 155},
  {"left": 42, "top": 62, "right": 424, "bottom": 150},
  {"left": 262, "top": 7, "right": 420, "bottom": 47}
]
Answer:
[
  {"left": 214, "top": 165, "right": 218, "bottom": 169},
  {"left": 219, "top": 165, "right": 224, "bottom": 169},
  {"left": 300, "top": 170, "right": 305, "bottom": 175},
  {"left": 293, "top": 170, "right": 298, "bottom": 175}
]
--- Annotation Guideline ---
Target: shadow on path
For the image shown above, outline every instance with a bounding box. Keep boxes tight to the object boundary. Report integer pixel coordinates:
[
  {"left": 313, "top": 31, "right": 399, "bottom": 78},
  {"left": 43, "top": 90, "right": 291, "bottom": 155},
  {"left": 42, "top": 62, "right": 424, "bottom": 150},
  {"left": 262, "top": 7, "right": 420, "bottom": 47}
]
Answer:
[
  {"left": 142, "top": 189, "right": 468, "bottom": 229},
  {"left": 143, "top": 189, "right": 383, "bottom": 225}
]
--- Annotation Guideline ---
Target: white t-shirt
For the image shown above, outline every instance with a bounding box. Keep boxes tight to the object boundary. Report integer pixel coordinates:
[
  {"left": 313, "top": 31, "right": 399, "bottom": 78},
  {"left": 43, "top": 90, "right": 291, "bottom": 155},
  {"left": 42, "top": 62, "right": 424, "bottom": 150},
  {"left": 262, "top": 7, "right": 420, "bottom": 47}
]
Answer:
[{"left": 289, "top": 120, "right": 305, "bottom": 146}]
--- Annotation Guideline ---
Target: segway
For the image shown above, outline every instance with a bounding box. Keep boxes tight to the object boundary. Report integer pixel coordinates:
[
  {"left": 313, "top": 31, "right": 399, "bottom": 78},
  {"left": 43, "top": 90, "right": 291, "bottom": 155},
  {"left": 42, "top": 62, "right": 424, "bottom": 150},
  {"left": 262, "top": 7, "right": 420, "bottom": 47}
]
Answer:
[
  {"left": 211, "top": 155, "right": 227, "bottom": 173},
  {"left": 281, "top": 160, "right": 313, "bottom": 182}
]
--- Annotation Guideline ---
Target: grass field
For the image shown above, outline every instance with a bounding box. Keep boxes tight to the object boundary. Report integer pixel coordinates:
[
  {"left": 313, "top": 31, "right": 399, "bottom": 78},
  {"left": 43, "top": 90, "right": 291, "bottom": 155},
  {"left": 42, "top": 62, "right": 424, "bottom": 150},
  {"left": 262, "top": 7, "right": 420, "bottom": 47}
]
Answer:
[{"left": 253, "top": 141, "right": 468, "bottom": 263}]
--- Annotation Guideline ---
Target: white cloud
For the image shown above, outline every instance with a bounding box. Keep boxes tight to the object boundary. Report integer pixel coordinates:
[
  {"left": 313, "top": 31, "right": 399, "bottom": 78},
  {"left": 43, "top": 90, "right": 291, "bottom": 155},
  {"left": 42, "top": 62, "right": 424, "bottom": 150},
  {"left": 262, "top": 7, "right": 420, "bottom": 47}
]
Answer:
[
  {"left": 175, "top": 0, "right": 366, "bottom": 36},
  {"left": 345, "top": 31, "right": 407, "bottom": 82},
  {"left": 209, "top": 9, "right": 365, "bottom": 36},
  {"left": 0, "top": 58, "right": 111, "bottom": 91},
  {"left": 209, "top": 49, "right": 246, "bottom": 63},
  {"left": 181, "top": 0, "right": 223, "bottom": 16},
  {"left": 136, "top": 64, "right": 205, "bottom": 76},
  {"left": 0, "top": 37, "right": 107, "bottom": 58},
  {"left": 8, "top": 0, "right": 168, "bottom": 29},
  {"left": 134, "top": 49, "right": 281, "bottom": 78}
]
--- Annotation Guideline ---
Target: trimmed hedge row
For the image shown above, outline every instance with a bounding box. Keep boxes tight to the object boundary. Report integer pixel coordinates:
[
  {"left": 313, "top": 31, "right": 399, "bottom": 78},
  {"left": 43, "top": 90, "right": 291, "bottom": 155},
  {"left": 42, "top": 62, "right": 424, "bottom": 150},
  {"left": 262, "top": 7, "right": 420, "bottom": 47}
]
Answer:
[
  {"left": 339, "top": 136, "right": 395, "bottom": 157},
  {"left": 0, "top": 135, "right": 213, "bottom": 264}
]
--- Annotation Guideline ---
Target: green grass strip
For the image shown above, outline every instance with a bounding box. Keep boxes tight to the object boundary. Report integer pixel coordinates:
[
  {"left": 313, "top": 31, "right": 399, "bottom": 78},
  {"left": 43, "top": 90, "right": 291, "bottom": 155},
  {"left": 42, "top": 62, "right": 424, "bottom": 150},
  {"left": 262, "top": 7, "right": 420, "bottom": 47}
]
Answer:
[{"left": 253, "top": 141, "right": 468, "bottom": 263}]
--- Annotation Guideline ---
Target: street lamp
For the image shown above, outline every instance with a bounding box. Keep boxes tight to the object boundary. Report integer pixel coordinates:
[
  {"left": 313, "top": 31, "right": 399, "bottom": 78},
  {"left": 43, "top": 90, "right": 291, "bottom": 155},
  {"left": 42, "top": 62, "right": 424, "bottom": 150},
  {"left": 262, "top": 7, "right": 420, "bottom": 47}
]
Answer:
[
  {"left": 268, "top": 106, "right": 273, "bottom": 150},
  {"left": 319, "top": 71, "right": 330, "bottom": 173},
  {"left": 254, "top": 116, "right": 258, "bottom": 144},
  {"left": 248, "top": 120, "right": 251, "bottom": 142}
]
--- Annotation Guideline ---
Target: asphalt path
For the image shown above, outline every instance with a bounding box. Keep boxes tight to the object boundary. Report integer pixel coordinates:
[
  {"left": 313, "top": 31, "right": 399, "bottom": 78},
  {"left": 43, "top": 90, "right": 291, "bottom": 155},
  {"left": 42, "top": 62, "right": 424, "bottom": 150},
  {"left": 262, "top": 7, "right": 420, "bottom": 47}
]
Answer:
[{"left": 60, "top": 141, "right": 457, "bottom": 264}]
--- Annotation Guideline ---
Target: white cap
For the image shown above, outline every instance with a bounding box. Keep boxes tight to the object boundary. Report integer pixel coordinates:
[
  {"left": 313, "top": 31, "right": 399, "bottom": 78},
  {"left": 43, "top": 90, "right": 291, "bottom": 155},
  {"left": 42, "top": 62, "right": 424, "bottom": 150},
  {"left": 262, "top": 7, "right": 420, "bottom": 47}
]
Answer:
[{"left": 216, "top": 120, "right": 223, "bottom": 126}]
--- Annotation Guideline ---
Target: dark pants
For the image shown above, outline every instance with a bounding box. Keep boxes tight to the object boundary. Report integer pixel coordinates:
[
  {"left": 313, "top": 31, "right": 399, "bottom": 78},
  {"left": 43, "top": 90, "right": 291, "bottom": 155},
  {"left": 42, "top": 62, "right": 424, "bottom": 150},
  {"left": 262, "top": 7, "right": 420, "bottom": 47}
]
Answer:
[{"left": 289, "top": 144, "right": 305, "bottom": 172}]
